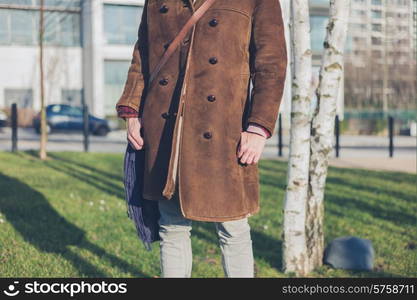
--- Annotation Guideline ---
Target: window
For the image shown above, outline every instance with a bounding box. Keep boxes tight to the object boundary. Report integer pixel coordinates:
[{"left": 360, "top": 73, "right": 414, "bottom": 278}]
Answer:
[
  {"left": 372, "top": 37, "right": 382, "bottom": 45},
  {"left": 0, "top": 8, "right": 80, "bottom": 46},
  {"left": 62, "top": 89, "right": 82, "bottom": 105},
  {"left": 345, "top": 34, "right": 353, "bottom": 52},
  {"left": 310, "top": 15, "right": 328, "bottom": 52},
  {"left": 371, "top": 10, "right": 382, "bottom": 19},
  {"left": 41, "top": 11, "right": 80, "bottom": 46},
  {"left": 4, "top": 89, "right": 33, "bottom": 108},
  {"left": 0, "top": 10, "right": 10, "bottom": 44},
  {"left": 354, "top": 36, "right": 367, "bottom": 44},
  {"left": 0, "top": 0, "right": 81, "bottom": 7},
  {"left": 104, "top": 60, "right": 131, "bottom": 115},
  {"left": 372, "top": 24, "right": 382, "bottom": 32},
  {"left": 11, "top": 10, "right": 37, "bottom": 45},
  {"left": 103, "top": 4, "right": 143, "bottom": 45},
  {"left": 63, "top": 106, "right": 83, "bottom": 117},
  {"left": 352, "top": 9, "right": 366, "bottom": 17},
  {"left": 371, "top": 0, "right": 382, "bottom": 5},
  {"left": 351, "top": 23, "right": 367, "bottom": 30},
  {"left": 310, "top": 0, "right": 329, "bottom": 6}
]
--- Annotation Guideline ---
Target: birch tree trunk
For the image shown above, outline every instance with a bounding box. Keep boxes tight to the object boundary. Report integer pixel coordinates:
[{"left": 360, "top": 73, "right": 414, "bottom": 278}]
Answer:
[
  {"left": 282, "top": 0, "right": 312, "bottom": 276},
  {"left": 306, "top": 0, "right": 351, "bottom": 272}
]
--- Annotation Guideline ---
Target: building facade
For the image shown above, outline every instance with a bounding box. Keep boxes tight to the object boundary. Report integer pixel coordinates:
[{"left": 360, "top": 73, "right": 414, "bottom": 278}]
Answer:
[
  {"left": 1, "top": 0, "right": 413, "bottom": 125},
  {"left": 0, "top": 0, "right": 144, "bottom": 119},
  {"left": 344, "top": 0, "right": 416, "bottom": 112}
]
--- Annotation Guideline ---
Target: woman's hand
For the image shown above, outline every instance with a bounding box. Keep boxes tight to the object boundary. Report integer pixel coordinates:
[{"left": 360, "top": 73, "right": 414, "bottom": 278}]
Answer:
[
  {"left": 127, "top": 118, "right": 144, "bottom": 150},
  {"left": 237, "top": 131, "right": 266, "bottom": 165}
]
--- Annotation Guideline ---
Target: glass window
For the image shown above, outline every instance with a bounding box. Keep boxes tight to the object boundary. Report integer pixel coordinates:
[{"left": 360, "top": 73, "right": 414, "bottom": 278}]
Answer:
[
  {"left": 11, "top": 9, "right": 36, "bottom": 45},
  {"left": 310, "top": 0, "right": 329, "bottom": 6},
  {"left": 0, "top": 0, "right": 81, "bottom": 7},
  {"left": 372, "top": 23, "right": 382, "bottom": 32},
  {"left": 103, "top": 4, "right": 143, "bottom": 45},
  {"left": 310, "top": 15, "right": 328, "bottom": 52},
  {"left": 0, "top": 9, "right": 10, "bottom": 44},
  {"left": 62, "top": 89, "right": 82, "bottom": 105},
  {"left": 40, "top": 0, "right": 81, "bottom": 8},
  {"left": 0, "top": 0, "right": 33, "bottom": 5},
  {"left": 352, "top": 9, "right": 366, "bottom": 17},
  {"left": 371, "top": 10, "right": 382, "bottom": 18},
  {"left": 59, "top": 12, "right": 80, "bottom": 46},
  {"left": 0, "top": 8, "right": 80, "bottom": 46},
  {"left": 66, "top": 106, "right": 83, "bottom": 116},
  {"left": 41, "top": 11, "right": 80, "bottom": 46},
  {"left": 345, "top": 34, "right": 353, "bottom": 53},
  {"left": 372, "top": 0, "right": 382, "bottom": 5},
  {"left": 372, "top": 37, "right": 382, "bottom": 45},
  {"left": 104, "top": 60, "right": 131, "bottom": 115},
  {"left": 43, "top": 11, "right": 59, "bottom": 44}
]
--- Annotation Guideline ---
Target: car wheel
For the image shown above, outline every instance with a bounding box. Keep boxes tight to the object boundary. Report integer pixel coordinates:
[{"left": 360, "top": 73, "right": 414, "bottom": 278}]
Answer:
[{"left": 34, "top": 123, "right": 52, "bottom": 134}]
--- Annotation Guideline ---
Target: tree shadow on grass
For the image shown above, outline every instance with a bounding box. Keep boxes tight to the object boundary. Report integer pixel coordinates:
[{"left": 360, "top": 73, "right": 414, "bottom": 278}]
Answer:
[
  {"left": 23, "top": 150, "right": 125, "bottom": 200},
  {"left": 0, "top": 172, "right": 147, "bottom": 277},
  {"left": 46, "top": 152, "right": 124, "bottom": 184}
]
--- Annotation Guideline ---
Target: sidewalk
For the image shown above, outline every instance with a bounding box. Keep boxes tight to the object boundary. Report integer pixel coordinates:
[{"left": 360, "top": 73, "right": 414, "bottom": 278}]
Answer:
[
  {"left": 269, "top": 156, "right": 416, "bottom": 174},
  {"left": 263, "top": 134, "right": 416, "bottom": 173},
  {"left": 1, "top": 128, "right": 415, "bottom": 173}
]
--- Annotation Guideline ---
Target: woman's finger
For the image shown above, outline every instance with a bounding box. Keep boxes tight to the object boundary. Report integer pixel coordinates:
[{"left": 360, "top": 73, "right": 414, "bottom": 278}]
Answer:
[{"left": 128, "top": 134, "right": 142, "bottom": 150}]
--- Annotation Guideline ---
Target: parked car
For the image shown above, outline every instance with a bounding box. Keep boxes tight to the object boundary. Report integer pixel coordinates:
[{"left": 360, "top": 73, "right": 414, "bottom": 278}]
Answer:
[
  {"left": 0, "top": 110, "right": 6, "bottom": 128},
  {"left": 33, "top": 104, "right": 110, "bottom": 136}
]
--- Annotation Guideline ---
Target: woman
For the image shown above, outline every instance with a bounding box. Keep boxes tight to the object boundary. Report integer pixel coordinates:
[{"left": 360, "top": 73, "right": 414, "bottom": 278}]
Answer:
[{"left": 116, "top": 0, "right": 287, "bottom": 277}]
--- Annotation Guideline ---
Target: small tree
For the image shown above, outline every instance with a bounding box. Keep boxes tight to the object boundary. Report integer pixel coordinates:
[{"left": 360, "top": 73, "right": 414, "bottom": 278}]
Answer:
[
  {"left": 306, "top": 0, "right": 351, "bottom": 272},
  {"left": 283, "top": 0, "right": 351, "bottom": 276},
  {"left": 282, "top": 0, "right": 313, "bottom": 276}
]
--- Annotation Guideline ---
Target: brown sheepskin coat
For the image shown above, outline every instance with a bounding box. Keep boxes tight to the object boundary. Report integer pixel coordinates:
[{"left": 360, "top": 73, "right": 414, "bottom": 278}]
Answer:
[{"left": 115, "top": 0, "right": 287, "bottom": 221}]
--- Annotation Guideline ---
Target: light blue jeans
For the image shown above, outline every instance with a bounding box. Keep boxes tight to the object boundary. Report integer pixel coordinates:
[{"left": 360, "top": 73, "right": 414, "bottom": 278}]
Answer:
[{"left": 157, "top": 191, "right": 254, "bottom": 278}]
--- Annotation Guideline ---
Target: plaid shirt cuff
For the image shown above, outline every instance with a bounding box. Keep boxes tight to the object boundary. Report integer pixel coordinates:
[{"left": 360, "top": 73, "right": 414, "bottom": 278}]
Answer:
[{"left": 117, "top": 106, "right": 139, "bottom": 120}]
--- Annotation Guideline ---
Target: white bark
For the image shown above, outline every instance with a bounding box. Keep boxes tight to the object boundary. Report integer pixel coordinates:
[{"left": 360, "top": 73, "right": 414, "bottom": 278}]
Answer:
[
  {"left": 282, "top": 0, "right": 312, "bottom": 276},
  {"left": 306, "top": 0, "right": 351, "bottom": 272}
]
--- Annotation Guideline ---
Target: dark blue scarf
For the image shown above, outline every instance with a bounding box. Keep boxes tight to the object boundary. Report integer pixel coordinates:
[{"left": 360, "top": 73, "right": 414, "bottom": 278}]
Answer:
[{"left": 123, "top": 143, "right": 160, "bottom": 250}]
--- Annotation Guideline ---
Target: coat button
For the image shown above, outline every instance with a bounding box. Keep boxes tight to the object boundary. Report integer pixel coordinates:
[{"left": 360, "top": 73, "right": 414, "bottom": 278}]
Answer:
[
  {"left": 203, "top": 132, "right": 212, "bottom": 139},
  {"left": 209, "top": 18, "right": 218, "bottom": 27},
  {"left": 161, "top": 112, "right": 170, "bottom": 119},
  {"left": 159, "top": 5, "right": 169, "bottom": 13},
  {"left": 159, "top": 78, "right": 169, "bottom": 86},
  {"left": 207, "top": 95, "right": 216, "bottom": 102},
  {"left": 209, "top": 57, "right": 218, "bottom": 64}
]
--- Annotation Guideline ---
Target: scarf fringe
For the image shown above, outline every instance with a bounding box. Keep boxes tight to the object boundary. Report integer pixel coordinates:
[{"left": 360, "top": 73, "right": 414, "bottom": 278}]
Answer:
[{"left": 123, "top": 143, "right": 160, "bottom": 251}]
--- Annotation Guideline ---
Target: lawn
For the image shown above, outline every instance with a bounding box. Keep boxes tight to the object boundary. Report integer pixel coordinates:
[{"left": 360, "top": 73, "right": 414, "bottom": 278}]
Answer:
[{"left": 0, "top": 150, "right": 416, "bottom": 278}]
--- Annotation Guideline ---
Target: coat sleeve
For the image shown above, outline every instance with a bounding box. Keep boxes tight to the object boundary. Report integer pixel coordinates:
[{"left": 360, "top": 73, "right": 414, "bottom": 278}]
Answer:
[
  {"left": 247, "top": 0, "right": 288, "bottom": 136},
  {"left": 115, "top": 0, "right": 149, "bottom": 116}
]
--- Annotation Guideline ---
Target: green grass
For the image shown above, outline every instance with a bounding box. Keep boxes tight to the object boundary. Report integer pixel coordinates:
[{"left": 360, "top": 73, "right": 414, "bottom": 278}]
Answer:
[{"left": 0, "top": 150, "right": 416, "bottom": 278}]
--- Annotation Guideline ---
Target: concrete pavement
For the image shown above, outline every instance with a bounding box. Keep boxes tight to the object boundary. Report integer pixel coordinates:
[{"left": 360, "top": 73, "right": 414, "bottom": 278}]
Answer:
[{"left": 0, "top": 127, "right": 415, "bottom": 173}]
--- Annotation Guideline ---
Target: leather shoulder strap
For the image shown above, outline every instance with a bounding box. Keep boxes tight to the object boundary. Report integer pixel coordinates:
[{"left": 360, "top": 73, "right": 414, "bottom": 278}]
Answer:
[{"left": 148, "top": 0, "right": 217, "bottom": 87}]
